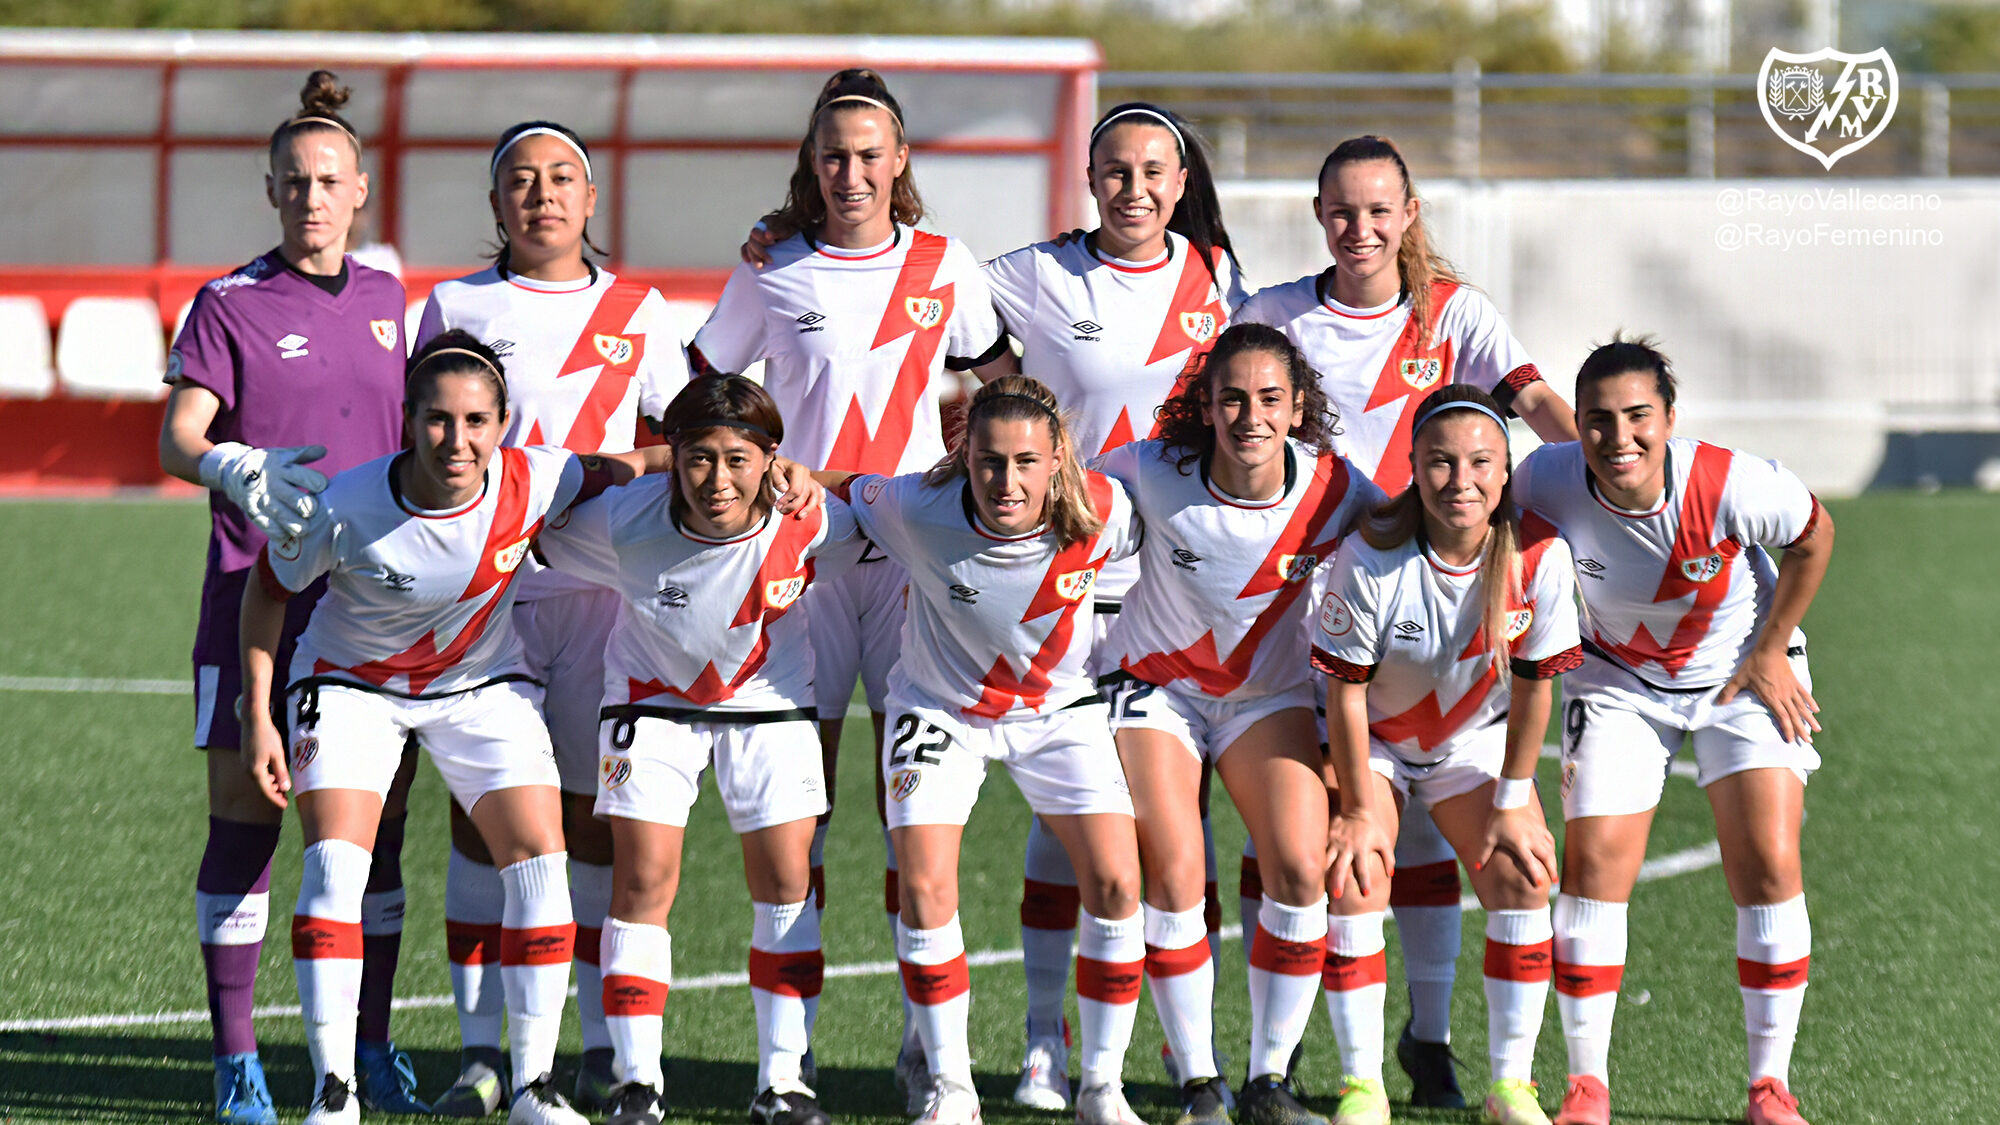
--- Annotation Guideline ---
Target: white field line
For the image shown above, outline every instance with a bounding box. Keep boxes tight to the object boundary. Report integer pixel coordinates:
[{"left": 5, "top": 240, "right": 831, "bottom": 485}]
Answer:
[{"left": 0, "top": 675, "right": 183, "bottom": 694}]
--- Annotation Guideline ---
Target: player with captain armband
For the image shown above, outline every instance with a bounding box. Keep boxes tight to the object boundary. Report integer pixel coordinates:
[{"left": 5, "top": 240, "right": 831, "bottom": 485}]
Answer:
[
  {"left": 533, "top": 376, "right": 849, "bottom": 1125},
  {"left": 1510, "top": 338, "right": 1834, "bottom": 1125},
  {"left": 1095, "top": 323, "right": 1382, "bottom": 1125},
  {"left": 236, "top": 334, "right": 656, "bottom": 1125},
  {"left": 1314, "top": 386, "right": 1582, "bottom": 1125},
  {"left": 1235, "top": 134, "right": 1578, "bottom": 1108},
  {"left": 158, "top": 69, "right": 426, "bottom": 1125},
  {"left": 819, "top": 376, "right": 1148, "bottom": 1125}
]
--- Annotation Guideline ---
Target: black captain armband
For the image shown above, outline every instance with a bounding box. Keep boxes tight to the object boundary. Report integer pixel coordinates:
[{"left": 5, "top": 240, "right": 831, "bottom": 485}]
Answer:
[
  {"left": 947, "top": 334, "right": 1013, "bottom": 372},
  {"left": 1312, "top": 647, "right": 1375, "bottom": 683},
  {"left": 1783, "top": 497, "right": 1823, "bottom": 550},
  {"left": 1488, "top": 363, "right": 1544, "bottom": 416},
  {"left": 1511, "top": 645, "right": 1584, "bottom": 681}
]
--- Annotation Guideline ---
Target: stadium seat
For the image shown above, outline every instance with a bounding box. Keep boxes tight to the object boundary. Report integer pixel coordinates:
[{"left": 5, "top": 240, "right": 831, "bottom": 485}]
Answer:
[
  {"left": 56, "top": 296, "right": 168, "bottom": 400},
  {"left": 0, "top": 296, "right": 57, "bottom": 398}
]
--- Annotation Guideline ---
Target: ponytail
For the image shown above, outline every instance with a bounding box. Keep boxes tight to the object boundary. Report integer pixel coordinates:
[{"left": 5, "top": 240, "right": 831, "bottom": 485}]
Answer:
[
  {"left": 926, "top": 376, "right": 1103, "bottom": 550},
  {"left": 775, "top": 68, "right": 924, "bottom": 236},
  {"left": 1318, "top": 135, "right": 1462, "bottom": 347}
]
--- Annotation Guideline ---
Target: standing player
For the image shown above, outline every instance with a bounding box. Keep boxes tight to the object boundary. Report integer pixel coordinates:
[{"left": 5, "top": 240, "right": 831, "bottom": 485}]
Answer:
[
  {"left": 1236, "top": 134, "right": 1577, "bottom": 1106},
  {"left": 416, "top": 118, "right": 689, "bottom": 1116},
  {"left": 158, "top": 70, "right": 426, "bottom": 1124},
  {"left": 1512, "top": 338, "right": 1833, "bottom": 1125},
  {"left": 690, "top": 68, "right": 1007, "bottom": 1107},
  {"left": 238, "top": 333, "right": 649, "bottom": 1125},
  {"left": 1314, "top": 386, "right": 1581, "bottom": 1125},
  {"left": 826, "top": 376, "right": 1148, "bottom": 1125},
  {"left": 1096, "top": 324, "right": 1380, "bottom": 1125},
  {"left": 536, "top": 376, "right": 850, "bottom": 1125}
]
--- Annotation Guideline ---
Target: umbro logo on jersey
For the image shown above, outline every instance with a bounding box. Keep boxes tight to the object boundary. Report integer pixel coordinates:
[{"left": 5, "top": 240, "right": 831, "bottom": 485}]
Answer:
[
  {"left": 370, "top": 319, "right": 398, "bottom": 351},
  {"left": 487, "top": 339, "right": 517, "bottom": 357},
  {"left": 658, "top": 585, "right": 689, "bottom": 608},
  {"left": 950, "top": 584, "right": 980, "bottom": 605},
  {"left": 1071, "top": 319, "right": 1103, "bottom": 341},
  {"left": 1180, "top": 310, "right": 1218, "bottom": 344},
  {"left": 796, "top": 311, "right": 827, "bottom": 333},
  {"left": 276, "top": 333, "right": 309, "bottom": 359},
  {"left": 378, "top": 568, "right": 415, "bottom": 592},
  {"left": 1680, "top": 553, "right": 1726, "bottom": 583},
  {"left": 1393, "top": 620, "right": 1426, "bottom": 641},
  {"left": 593, "top": 334, "right": 634, "bottom": 365},
  {"left": 1171, "top": 548, "right": 1202, "bottom": 571},
  {"left": 1277, "top": 553, "right": 1320, "bottom": 582},
  {"left": 1576, "top": 558, "right": 1606, "bottom": 578},
  {"left": 1400, "top": 358, "right": 1443, "bottom": 391}
]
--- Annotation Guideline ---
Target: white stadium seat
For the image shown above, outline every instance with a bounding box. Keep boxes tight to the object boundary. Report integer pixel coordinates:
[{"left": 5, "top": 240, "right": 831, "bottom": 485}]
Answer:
[
  {"left": 56, "top": 296, "right": 168, "bottom": 400},
  {"left": 0, "top": 296, "right": 56, "bottom": 398}
]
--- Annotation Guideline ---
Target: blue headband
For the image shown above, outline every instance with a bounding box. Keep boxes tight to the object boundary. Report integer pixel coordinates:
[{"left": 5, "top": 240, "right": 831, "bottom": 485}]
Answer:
[{"left": 1412, "top": 399, "right": 1508, "bottom": 441}]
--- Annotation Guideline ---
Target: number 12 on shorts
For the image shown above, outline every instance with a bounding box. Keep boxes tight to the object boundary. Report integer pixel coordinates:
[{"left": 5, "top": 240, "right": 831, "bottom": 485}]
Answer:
[{"left": 889, "top": 714, "right": 954, "bottom": 767}]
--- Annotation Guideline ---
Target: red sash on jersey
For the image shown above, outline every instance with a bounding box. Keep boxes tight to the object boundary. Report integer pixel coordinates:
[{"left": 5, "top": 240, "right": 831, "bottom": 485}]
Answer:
[
  {"left": 1591, "top": 442, "right": 1742, "bottom": 679},
  {"left": 1122, "top": 453, "right": 1355, "bottom": 696},
  {"left": 969, "top": 473, "right": 1117, "bottom": 719},
  {"left": 533, "top": 280, "right": 650, "bottom": 454},
  {"left": 826, "top": 232, "right": 953, "bottom": 476},
  {"left": 1363, "top": 280, "right": 1459, "bottom": 494},
  {"left": 1144, "top": 247, "right": 1227, "bottom": 367}
]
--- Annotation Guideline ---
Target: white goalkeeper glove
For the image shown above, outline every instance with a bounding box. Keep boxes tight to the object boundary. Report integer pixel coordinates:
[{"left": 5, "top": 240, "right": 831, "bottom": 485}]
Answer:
[{"left": 198, "top": 442, "right": 330, "bottom": 542}]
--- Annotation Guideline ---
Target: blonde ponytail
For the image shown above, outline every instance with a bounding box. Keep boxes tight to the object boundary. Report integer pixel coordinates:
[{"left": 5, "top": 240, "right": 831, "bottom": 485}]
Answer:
[{"left": 926, "top": 375, "right": 1104, "bottom": 550}]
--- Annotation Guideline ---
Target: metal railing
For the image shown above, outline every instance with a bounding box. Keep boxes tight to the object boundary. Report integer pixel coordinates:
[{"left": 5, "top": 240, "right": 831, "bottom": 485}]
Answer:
[{"left": 1102, "top": 66, "right": 2000, "bottom": 179}]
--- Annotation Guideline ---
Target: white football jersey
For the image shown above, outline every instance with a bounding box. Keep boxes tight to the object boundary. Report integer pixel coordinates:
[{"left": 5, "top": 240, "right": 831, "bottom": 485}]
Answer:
[
  {"left": 1312, "top": 515, "right": 1582, "bottom": 764},
  {"left": 1513, "top": 438, "right": 1819, "bottom": 690},
  {"left": 1099, "top": 438, "right": 1381, "bottom": 701},
  {"left": 537, "top": 478, "right": 864, "bottom": 715},
  {"left": 263, "top": 445, "right": 585, "bottom": 697},
  {"left": 419, "top": 267, "right": 690, "bottom": 600},
  {"left": 692, "top": 227, "right": 1005, "bottom": 476},
  {"left": 1235, "top": 274, "right": 1544, "bottom": 493},
  {"left": 841, "top": 470, "right": 1142, "bottom": 719}
]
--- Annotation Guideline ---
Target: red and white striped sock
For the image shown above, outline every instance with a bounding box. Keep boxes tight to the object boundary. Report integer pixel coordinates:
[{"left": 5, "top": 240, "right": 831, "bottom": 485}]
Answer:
[
  {"left": 600, "top": 917, "right": 669, "bottom": 1089},
  {"left": 1553, "top": 893, "right": 1628, "bottom": 1081},
  {"left": 1145, "top": 903, "right": 1216, "bottom": 1082},
  {"left": 293, "top": 838, "right": 370, "bottom": 1086},
  {"left": 1390, "top": 859, "right": 1463, "bottom": 1044},
  {"left": 1324, "top": 910, "right": 1388, "bottom": 1080},
  {"left": 1483, "top": 907, "right": 1554, "bottom": 1082},
  {"left": 897, "top": 915, "right": 974, "bottom": 1090},
  {"left": 1237, "top": 840, "right": 1263, "bottom": 977},
  {"left": 751, "top": 898, "right": 824, "bottom": 1093},
  {"left": 1738, "top": 895, "right": 1810, "bottom": 1085},
  {"left": 570, "top": 858, "right": 613, "bottom": 1053},
  {"left": 444, "top": 846, "right": 505, "bottom": 1050},
  {"left": 1022, "top": 816, "right": 1081, "bottom": 1043},
  {"left": 500, "top": 852, "right": 575, "bottom": 1088},
  {"left": 1248, "top": 895, "right": 1328, "bottom": 1080},
  {"left": 1076, "top": 909, "right": 1143, "bottom": 1089}
]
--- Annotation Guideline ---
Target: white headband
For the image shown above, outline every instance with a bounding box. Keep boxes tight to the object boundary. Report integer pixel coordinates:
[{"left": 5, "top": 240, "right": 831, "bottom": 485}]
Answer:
[
  {"left": 489, "top": 127, "right": 593, "bottom": 186},
  {"left": 1091, "top": 106, "right": 1186, "bottom": 155},
  {"left": 814, "top": 93, "right": 904, "bottom": 129}
]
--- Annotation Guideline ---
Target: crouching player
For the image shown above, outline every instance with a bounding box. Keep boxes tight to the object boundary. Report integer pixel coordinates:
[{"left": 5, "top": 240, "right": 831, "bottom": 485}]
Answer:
[
  {"left": 238, "top": 334, "right": 651, "bottom": 1125},
  {"left": 534, "top": 376, "right": 849, "bottom": 1125},
  {"left": 1315, "top": 387, "right": 1581, "bottom": 1125}
]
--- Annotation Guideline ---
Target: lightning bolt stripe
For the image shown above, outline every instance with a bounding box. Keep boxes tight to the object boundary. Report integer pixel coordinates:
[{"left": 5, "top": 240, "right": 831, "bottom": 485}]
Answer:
[
  {"left": 1591, "top": 442, "right": 1741, "bottom": 678},
  {"left": 1362, "top": 280, "right": 1460, "bottom": 494},
  {"left": 1143, "top": 247, "right": 1227, "bottom": 367},
  {"left": 968, "top": 472, "right": 1117, "bottom": 718},
  {"left": 825, "top": 232, "right": 952, "bottom": 476},
  {"left": 555, "top": 280, "right": 651, "bottom": 455}
]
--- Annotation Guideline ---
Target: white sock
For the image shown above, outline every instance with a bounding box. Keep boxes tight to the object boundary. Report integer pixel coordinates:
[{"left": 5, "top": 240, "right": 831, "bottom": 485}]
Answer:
[
  {"left": 1324, "top": 911, "right": 1388, "bottom": 1081},
  {"left": 293, "top": 839, "right": 370, "bottom": 1086},
  {"left": 500, "top": 852, "right": 574, "bottom": 1089},
  {"left": 1145, "top": 903, "right": 1217, "bottom": 1083},
  {"left": 569, "top": 858, "right": 614, "bottom": 1053},
  {"left": 1554, "top": 894, "right": 1628, "bottom": 1081},
  {"left": 1483, "top": 908, "right": 1554, "bottom": 1082},
  {"left": 751, "top": 899, "right": 823, "bottom": 1093},
  {"left": 1738, "top": 895, "right": 1811, "bottom": 1085},
  {"left": 1021, "top": 816, "right": 1080, "bottom": 1043},
  {"left": 1247, "top": 895, "right": 1328, "bottom": 1080},
  {"left": 600, "top": 917, "right": 669, "bottom": 1089},
  {"left": 444, "top": 847, "right": 506, "bottom": 1050},
  {"left": 897, "top": 916, "right": 973, "bottom": 1089},
  {"left": 1075, "top": 909, "right": 1143, "bottom": 1089}
]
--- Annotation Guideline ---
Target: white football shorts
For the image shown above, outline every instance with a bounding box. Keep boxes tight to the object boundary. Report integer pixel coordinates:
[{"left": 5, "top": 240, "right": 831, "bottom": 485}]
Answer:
[
  {"left": 594, "top": 707, "right": 827, "bottom": 833},
  {"left": 287, "top": 679, "right": 559, "bottom": 810},
  {"left": 1102, "top": 674, "right": 1319, "bottom": 765},
  {"left": 881, "top": 687, "right": 1134, "bottom": 829}
]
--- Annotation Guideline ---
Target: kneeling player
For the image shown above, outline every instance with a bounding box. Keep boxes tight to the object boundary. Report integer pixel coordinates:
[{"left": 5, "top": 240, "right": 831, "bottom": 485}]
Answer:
[
  {"left": 536, "top": 376, "right": 850, "bottom": 1125},
  {"left": 1316, "top": 387, "right": 1581, "bottom": 1125}
]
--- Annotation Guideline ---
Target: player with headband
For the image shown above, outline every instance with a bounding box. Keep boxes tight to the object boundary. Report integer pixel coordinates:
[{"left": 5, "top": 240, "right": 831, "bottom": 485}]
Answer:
[
  {"left": 237, "top": 332, "right": 658, "bottom": 1125},
  {"left": 1095, "top": 324, "right": 1382, "bottom": 1125},
  {"left": 691, "top": 67, "right": 1008, "bottom": 1108},
  {"left": 1512, "top": 338, "right": 1833, "bottom": 1125},
  {"left": 820, "top": 375, "right": 1148, "bottom": 1125},
  {"left": 1234, "top": 135, "right": 1579, "bottom": 1109},
  {"left": 1314, "top": 385, "right": 1581, "bottom": 1125},
  {"left": 535, "top": 376, "right": 855, "bottom": 1125},
  {"left": 159, "top": 69, "right": 426, "bottom": 1124},
  {"left": 416, "top": 117, "right": 697, "bottom": 1117}
]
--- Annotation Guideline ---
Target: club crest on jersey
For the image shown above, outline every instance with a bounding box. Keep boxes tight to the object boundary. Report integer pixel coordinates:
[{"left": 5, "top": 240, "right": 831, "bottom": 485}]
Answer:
[
  {"left": 291, "top": 736, "right": 319, "bottom": 771},
  {"left": 1277, "top": 553, "right": 1320, "bottom": 582},
  {"left": 890, "top": 768, "right": 922, "bottom": 802},
  {"left": 862, "top": 478, "right": 887, "bottom": 504},
  {"left": 370, "top": 319, "right": 398, "bottom": 351},
  {"left": 1179, "top": 310, "right": 1218, "bottom": 344},
  {"left": 765, "top": 575, "right": 806, "bottom": 611},
  {"left": 905, "top": 297, "right": 945, "bottom": 330},
  {"left": 1055, "top": 568, "right": 1097, "bottom": 602},
  {"left": 593, "top": 333, "right": 634, "bottom": 366},
  {"left": 600, "top": 755, "right": 632, "bottom": 789},
  {"left": 1400, "top": 358, "right": 1444, "bottom": 391},
  {"left": 1319, "top": 592, "right": 1354, "bottom": 637},
  {"left": 1505, "top": 608, "right": 1534, "bottom": 641},
  {"left": 1680, "top": 553, "right": 1726, "bottom": 583},
  {"left": 493, "top": 537, "right": 532, "bottom": 574}
]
